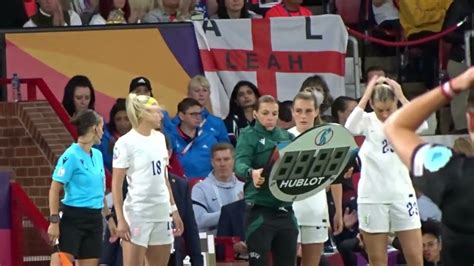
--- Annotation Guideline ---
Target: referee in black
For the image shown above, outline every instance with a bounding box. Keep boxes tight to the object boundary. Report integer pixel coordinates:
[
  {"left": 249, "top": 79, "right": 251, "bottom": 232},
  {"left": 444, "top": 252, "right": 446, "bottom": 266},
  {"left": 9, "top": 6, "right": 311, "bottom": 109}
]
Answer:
[{"left": 385, "top": 67, "right": 474, "bottom": 265}]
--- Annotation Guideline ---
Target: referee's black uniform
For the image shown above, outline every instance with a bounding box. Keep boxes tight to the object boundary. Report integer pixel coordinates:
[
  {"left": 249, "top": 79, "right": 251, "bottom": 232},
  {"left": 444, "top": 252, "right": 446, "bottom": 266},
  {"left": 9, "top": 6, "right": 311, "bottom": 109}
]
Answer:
[{"left": 411, "top": 143, "right": 474, "bottom": 266}]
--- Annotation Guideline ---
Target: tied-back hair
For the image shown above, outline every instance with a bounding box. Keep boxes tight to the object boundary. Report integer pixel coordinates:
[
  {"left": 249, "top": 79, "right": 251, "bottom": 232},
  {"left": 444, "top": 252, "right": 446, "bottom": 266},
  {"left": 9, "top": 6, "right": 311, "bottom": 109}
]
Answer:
[
  {"left": 371, "top": 81, "right": 396, "bottom": 103},
  {"left": 255, "top": 95, "right": 278, "bottom": 111},
  {"left": 126, "top": 93, "right": 159, "bottom": 129},
  {"left": 293, "top": 91, "right": 323, "bottom": 126},
  {"left": 71, "top": 109, "right": 101, "bottom": 137}
]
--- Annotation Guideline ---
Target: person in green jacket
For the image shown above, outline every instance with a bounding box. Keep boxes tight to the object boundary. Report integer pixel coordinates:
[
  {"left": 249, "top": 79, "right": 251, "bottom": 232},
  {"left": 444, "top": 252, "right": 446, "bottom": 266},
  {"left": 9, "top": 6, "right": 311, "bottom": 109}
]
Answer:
[{"left": 234, "top": 95, "right": 296, "bottom": 266}]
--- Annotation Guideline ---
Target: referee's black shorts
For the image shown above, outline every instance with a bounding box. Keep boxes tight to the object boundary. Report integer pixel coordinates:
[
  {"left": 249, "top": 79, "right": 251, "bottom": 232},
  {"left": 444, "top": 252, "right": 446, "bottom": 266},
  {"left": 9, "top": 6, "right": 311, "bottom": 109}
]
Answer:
[
  {"left": 56, "top": 205, "right": 103, "bottom": 259},
  {"left": 441, "top": 224, "right": 474, "bottom": 266}
]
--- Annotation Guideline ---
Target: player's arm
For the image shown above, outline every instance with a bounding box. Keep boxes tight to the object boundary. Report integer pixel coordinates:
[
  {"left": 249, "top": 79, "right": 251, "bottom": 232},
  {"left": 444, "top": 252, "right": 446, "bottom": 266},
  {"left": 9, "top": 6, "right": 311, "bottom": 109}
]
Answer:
[
  {"left": 345, "top": 77, "right": 378, "bottom": 134},
  {"left": 165, "top": 167, "right": 184, "bottom": 236},
  {"left": 384, "top": 68, "right": 474, "bottom": 168}
]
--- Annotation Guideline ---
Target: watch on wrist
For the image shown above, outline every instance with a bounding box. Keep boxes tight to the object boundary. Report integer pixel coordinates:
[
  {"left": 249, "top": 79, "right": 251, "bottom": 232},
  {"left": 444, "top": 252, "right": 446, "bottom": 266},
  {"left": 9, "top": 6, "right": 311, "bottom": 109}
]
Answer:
[
  {"left": 248, "top": 168, "right": 253, "bottom": 178},
  {"left": 48, "top": 214, "right": 60, "bottom": 223}
]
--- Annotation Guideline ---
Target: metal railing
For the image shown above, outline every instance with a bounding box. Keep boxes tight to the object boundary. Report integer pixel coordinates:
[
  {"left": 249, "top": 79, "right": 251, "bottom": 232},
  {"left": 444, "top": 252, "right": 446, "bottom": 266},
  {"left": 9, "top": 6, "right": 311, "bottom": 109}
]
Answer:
[{"left": 348, "top": 36, "right": 361, "bottom": 98}]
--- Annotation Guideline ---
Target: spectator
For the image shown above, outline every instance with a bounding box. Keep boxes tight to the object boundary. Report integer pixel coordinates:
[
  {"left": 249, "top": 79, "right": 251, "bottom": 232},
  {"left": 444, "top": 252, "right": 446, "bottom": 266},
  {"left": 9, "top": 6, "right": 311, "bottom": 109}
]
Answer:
[
  {"left": 168, "top": 98, "right": 218, "bottom": 179},
  {"left": 365, "top": 66, "right": 386, "bottom": 83},
  {"left": 214, "top": 0, "right": 260, "bottom": 18},
  {"left": 191, "top": 143, "right": 244, "bottom": 234},
  {"left": 62, "top": 75, "right": 96, "bottom": 118},
  {"left": 128, "top": 76, "right": 172, "bottom": 129},
  {"left": 128, "top": 0, "right": 155, "bottom": 23},
  {"left": 443, "top": 0, "right": 474, "bottom": 133},
  {"left": 97, "top": 98, "right": 130, "bottom": 172},
  {"left": 224, "top": 81, "right": 260, "bottom": 145},
  {"left": 24, "top": 0, "right": 82, "bottom": 27},
  {"left": 89, "top": 0, "right": 130, "bottom": 24},
  {"left": 277, "top": 100, "right": 295, "bottom": 130},
  {"left": 416, "top": 187, "right": 442, "bottom": 222},
  {"left": 331, "top": 96, "right": 358, "bottom": 126},
  {"left": 453, "top": 136, "right": 474, "bottom": 156},
  {"left": 300, "top": 75, "right": 333, "bottom": 114},
  {"left": 264, "top": 0, "right": 312, "bottom": 18},
  {"left": 372, "top": 0, "right": 400, "bottom": 29},
  {"left": 421, "top": 220, "right": 442, "bottom": 266},
  {"left": 143, "top": 0, "right": 190, "bottom": 22},
  {"left": 69, "top": 0, "right": 98, "bottom": 23},
  {"left": 216, "top": 199, "right": 247, "bottom": 260},
  {"left": 168, "top": 172, "right": 204, "bottom": 266},
  {"left": 129, "top": 76, "right": 154, "bottom": 96},
  {"left": 334, "top": 199, "right": 368, "bottom": 266},
  {"left": 399, "top": 0, "right": 452, "bottom": 90},
  {"left": 0, "top": 0, "right": 28, "bottom": 28},
  {"left": 172, "top": 75, "right": 230, "bottom": 143}
]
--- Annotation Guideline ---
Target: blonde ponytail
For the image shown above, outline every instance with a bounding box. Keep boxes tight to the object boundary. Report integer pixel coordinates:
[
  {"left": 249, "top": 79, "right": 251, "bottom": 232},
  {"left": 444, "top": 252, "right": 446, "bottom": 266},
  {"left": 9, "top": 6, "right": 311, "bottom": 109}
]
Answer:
[
  {"left": 126, "top": 93, "right": 160, "bottom": 128},
  {"left": 371, "top": 82, "right": 396, "bottom": 103}
]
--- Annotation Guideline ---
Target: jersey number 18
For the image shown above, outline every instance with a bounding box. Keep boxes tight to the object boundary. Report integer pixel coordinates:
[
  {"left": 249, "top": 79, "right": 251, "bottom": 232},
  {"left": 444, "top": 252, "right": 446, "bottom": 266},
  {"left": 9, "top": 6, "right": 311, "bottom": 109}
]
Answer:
[{"left": 151, "top": 160, "right": 162, "bottom": 175}]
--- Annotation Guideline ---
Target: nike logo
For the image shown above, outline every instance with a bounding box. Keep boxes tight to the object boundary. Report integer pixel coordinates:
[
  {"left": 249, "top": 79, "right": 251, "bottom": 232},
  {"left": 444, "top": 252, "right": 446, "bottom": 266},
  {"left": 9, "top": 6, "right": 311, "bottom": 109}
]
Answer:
[{"left": 211, "top": 198, "right": 217, "bottom": 201}]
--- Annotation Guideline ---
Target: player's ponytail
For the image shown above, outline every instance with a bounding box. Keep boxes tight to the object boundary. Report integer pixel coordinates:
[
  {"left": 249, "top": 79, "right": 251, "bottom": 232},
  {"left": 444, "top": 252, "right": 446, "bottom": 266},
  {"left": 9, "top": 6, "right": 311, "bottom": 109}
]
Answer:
[
  {"left": 371, "top": 81, "right": 396, "bottom": 103},
  {"left": 126, "top": 93, "right": 160, "bottom": 129}
]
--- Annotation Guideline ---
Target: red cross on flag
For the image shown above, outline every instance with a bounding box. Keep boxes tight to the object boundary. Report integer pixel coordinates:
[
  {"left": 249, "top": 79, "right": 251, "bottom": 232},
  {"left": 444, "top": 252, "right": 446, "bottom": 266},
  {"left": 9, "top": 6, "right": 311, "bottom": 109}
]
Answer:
[{"left": 194, "top": 15, "right": 348, "bottom": 117}]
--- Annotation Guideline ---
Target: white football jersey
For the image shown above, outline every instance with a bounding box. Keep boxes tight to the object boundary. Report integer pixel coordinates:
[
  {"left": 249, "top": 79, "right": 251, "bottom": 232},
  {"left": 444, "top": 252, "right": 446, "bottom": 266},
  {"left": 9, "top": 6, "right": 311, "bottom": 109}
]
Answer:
[
  {"left": 345, "top": 107, "right": 428, "bottom": 203},
  {"left": 113, "top": 129, "right": 171, "bottom": 222},
  {"left": 288, "top": 127, "right": 329, "bottom": 226}
]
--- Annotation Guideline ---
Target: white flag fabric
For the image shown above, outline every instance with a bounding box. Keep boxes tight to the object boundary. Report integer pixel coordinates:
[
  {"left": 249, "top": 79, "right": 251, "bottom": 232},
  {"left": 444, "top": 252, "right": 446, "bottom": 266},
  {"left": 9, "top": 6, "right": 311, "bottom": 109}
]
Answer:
[{"left": 193, "top": 15, "right": 348, "bottom": 118}]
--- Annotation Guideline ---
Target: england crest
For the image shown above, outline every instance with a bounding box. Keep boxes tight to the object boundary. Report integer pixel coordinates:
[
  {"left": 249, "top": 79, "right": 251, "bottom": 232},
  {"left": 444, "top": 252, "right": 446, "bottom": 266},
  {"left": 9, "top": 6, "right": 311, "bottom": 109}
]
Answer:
[{"left": 267, "top": 123, "right": 357, "bottom": 202}]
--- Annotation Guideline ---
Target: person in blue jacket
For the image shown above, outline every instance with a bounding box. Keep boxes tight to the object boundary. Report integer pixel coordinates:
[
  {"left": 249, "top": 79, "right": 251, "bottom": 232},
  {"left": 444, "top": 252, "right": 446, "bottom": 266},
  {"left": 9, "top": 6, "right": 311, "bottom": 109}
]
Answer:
[
  {"left": 168, "top": 98, "right": 219, "bottom": 179},
  {"left": 170, "top": 75, "right": 229, "bottom": 143}
]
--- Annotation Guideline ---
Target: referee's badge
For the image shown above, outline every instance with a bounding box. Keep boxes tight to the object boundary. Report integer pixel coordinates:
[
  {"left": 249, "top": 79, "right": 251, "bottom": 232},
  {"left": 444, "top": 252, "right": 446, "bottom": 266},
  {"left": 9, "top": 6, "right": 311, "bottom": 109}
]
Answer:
[{"left": 57, "top": 167, "right": 65, "bottom": 177}]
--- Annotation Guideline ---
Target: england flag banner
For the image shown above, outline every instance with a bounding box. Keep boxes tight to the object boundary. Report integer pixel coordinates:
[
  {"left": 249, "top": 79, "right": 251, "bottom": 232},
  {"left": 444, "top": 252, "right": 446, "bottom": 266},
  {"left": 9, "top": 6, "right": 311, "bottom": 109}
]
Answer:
[{"left": 193, "top": 15, "right": 348, "bottom": 117}]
